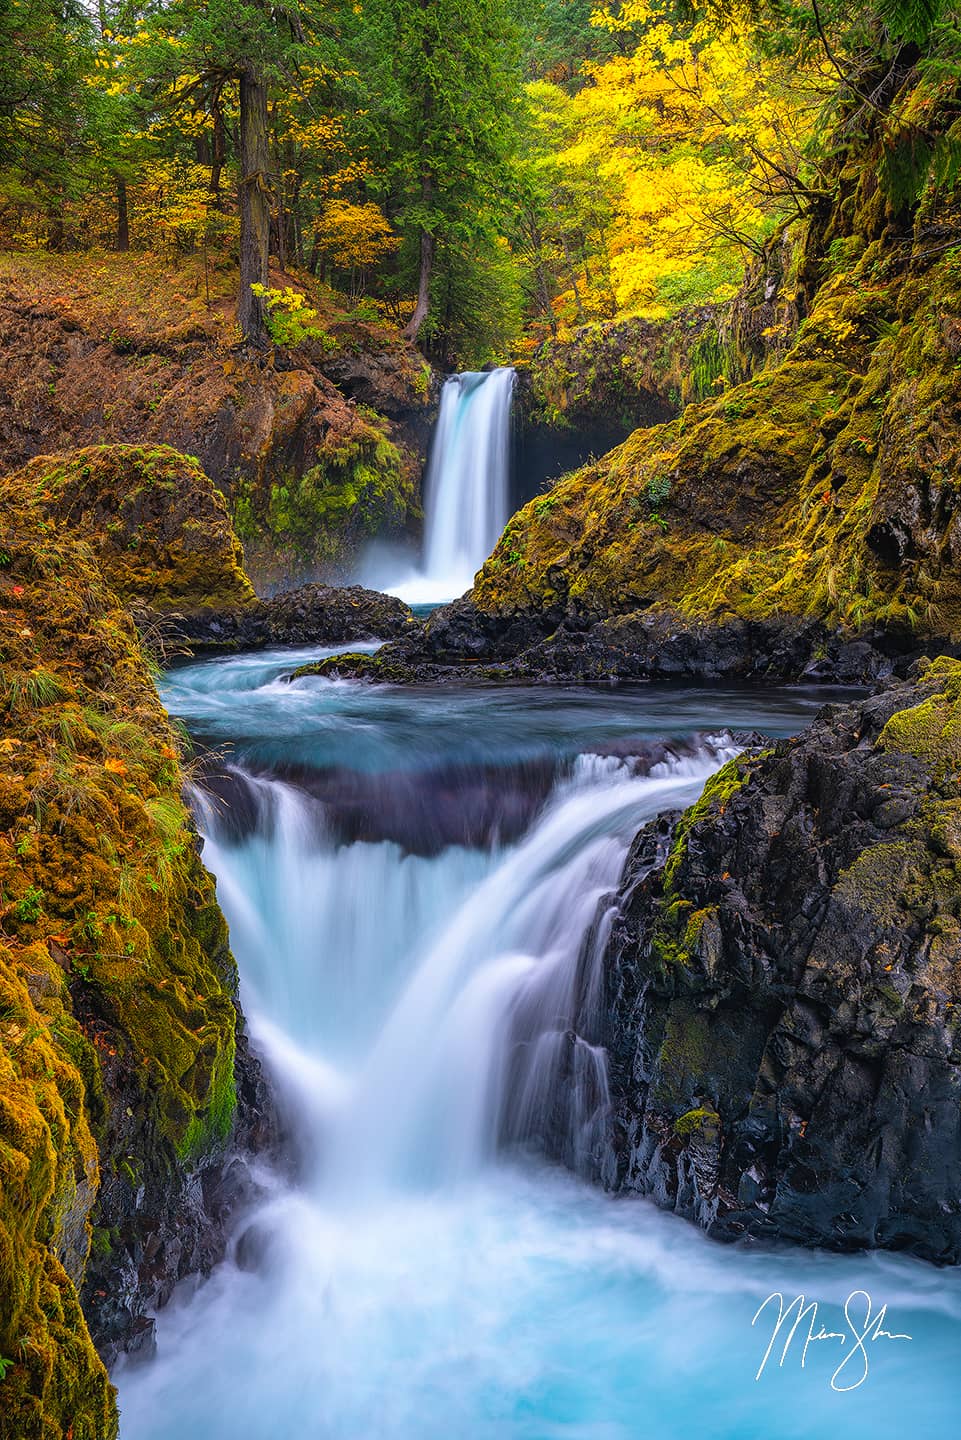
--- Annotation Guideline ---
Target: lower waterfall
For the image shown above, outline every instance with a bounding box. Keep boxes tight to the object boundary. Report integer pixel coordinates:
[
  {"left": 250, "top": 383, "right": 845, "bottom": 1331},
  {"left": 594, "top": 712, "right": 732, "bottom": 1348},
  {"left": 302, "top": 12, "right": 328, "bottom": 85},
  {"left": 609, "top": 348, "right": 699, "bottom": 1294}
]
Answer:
[{"left": 116, "top": 653, "right": 961, "bottom": 1439}]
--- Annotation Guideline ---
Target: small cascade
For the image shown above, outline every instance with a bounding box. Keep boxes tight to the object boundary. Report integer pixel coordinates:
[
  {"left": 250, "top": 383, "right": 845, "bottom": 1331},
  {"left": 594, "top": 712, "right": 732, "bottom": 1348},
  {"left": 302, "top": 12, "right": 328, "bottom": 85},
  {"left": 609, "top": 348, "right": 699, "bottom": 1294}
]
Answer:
[
  {"left": 381, "top": 366, "right": 515, "bottom": 603},
  {"left": 422, "top": 367, "right": 516, "bottom": 591}
]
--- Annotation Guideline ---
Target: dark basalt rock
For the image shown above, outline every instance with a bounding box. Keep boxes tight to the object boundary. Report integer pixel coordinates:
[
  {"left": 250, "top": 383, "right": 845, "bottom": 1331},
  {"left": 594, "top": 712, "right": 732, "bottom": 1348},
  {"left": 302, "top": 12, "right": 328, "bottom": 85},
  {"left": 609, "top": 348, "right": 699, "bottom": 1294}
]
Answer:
[
  {"left": 304, "top": 596, "right": 950, "bottom": 689},
  {"left": 601, "top": 658, "right": 961, "bottom": 1262},
  {"left": 138, "top": 582, "right": 420, "bottom": 656}
]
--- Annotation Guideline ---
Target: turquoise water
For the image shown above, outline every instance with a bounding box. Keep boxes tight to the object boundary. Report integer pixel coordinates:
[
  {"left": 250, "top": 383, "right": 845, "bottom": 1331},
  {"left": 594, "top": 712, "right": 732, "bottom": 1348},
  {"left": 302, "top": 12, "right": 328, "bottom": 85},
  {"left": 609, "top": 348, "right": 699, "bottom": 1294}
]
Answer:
[{"left": 116, "top": 652, "right": 961, "bottom": 1439}]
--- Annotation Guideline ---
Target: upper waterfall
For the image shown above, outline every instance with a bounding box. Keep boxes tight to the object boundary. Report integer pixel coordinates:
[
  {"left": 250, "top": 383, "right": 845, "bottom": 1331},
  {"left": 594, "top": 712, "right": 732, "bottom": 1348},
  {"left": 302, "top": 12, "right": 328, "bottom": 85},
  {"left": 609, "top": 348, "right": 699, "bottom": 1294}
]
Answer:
[
  {"left": 422, "top": 367, "right": 516, "bottom": 595},
  {"left": 373, "top": 366, "right": 516, "bottom": 605}
]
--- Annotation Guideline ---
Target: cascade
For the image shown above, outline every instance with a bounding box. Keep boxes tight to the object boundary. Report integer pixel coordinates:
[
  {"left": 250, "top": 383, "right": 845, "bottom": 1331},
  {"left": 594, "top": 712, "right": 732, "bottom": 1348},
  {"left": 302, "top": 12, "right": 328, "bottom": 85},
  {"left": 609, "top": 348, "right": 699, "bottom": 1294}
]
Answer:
[
  {"left": 115, "top": 657, "right": 961, "bottom": 1440},
  {"left": 385, "top": 366, "right": 515, "bottom": 603}
]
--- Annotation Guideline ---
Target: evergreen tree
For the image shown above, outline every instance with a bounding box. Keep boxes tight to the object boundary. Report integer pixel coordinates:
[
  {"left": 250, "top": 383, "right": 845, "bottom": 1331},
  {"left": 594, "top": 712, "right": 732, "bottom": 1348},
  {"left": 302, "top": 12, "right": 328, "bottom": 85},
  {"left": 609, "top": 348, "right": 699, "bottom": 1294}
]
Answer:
[
  {"left": 359, "top": 0, "right": 521, "bottom": 345},
  {"left": 132, "top": 0, "right": 331, "bottom": 344}
]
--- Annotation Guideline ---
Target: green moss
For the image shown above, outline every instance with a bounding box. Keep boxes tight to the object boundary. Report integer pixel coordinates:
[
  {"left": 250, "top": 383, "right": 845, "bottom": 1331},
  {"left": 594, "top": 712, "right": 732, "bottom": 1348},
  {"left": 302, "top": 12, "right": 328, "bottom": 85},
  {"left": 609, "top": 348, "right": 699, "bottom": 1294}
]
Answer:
[
  {"left": 674, "top": 1105, "right": 720, "bottom": 1139},
  {"left": 836, "top": 841, "right": 929, "bottom": 927},
  {"left": 650, "top": 1008, "right": 713, "bottom": 1109},
  {"left": 259, "top": 413, "right": 417, "bottom": 567},
  {"left": 0, "top": 478, "right": 248, "bottom": 1436},
  {"left": 663, "top": 758, "right": 750, "bottom": 898},
  {"left": 0, "top": 445, "right": 256, "bottom": 615},
  {"left": 475, "top": 138, "right": 961, "bottom": 644},
  {"left": 878, "top": 660, "right": 961, "bottom": 771},
  {"left": 293, "top": 651, "right": 419, "bottom": 684}
]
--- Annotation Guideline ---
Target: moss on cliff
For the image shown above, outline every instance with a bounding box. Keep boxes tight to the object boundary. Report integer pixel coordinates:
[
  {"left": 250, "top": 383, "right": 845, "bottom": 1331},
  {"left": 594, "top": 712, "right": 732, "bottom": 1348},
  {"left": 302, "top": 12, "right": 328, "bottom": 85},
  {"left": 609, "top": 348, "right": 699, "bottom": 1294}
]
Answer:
[
  {"left": 606, "top": 663, "right": 961, "bottom": 1254},
  {"left": 475, "top": 74, "right": 961, "bottom": 648},
  {"left": 647, "top": 758, "right": 752, "bottom": 975},
  {"left": 0, "top": 459, "right": 247, "bottom": 1436},
  {"left": 257, "top": 406, "right": 418, "bottom": 566},
  {"left": 878, "top": 657, "right": 961, "bottom": 772}
]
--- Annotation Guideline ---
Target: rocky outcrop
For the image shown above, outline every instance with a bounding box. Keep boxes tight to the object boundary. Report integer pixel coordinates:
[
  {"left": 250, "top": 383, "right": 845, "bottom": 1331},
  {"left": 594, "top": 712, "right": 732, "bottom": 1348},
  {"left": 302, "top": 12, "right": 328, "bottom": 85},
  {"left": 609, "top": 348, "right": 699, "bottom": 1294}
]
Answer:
[
  {"left": 0, "top": 445, "right": 256, "bottom": 614},
  {"left": 0, "top": 451, "right": 279, "bottom": 1437},
  {"left": 523, "top": 230, "right": 803, "bottom": 429},
  {"left": 151, "top": 581, "right": 417, "bottom": 655},
  {"left": 303, "top": 600, "right": 944, "bottom": 687},
  {"left": 603, "top": 658, "right": 961, "bottom": 1262},
  {"left": 0, "top": 257, "right": 432, "bottom": 588}
]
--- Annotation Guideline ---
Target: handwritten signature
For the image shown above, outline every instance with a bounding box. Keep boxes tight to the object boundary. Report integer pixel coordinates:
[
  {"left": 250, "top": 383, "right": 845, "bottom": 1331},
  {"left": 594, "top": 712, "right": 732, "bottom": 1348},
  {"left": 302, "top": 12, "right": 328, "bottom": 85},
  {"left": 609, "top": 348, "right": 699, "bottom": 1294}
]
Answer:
[{"left": 752, "top": 1291, "right": 912, "bottom": 1391}]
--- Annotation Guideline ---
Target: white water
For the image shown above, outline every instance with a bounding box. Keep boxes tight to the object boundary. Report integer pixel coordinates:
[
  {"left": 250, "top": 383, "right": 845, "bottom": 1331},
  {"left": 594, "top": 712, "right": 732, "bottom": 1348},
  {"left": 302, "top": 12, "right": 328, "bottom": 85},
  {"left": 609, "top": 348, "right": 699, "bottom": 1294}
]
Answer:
[
  {"left": 382, "top": 367, "right": 516, "bottom": 604},
  {"left": 117, "top": 661, "right": 961, "bottom": 1438}
]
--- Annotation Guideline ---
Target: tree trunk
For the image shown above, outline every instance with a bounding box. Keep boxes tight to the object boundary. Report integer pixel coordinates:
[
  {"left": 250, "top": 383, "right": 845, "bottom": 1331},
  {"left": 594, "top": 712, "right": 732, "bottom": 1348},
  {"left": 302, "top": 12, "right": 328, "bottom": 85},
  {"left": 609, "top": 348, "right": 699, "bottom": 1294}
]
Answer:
[
  {"left": 403, "top": 223, "right": 435, "bottom": 343},
  {"left": 115, "top": 179, "right": 129, "bottom": 251},
  {"left": 238, "top": 67, "right": 270, "bottom": 347},
  {"left": 210, "top": 94, "right": 226, "bottom": 208}
]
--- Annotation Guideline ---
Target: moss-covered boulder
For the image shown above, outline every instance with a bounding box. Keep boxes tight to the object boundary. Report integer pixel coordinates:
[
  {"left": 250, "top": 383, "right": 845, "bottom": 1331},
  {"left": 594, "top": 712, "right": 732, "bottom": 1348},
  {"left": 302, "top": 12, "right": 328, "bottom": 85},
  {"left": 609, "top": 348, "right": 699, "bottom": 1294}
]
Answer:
[
  {"left": 0, "top": 455, "right": 270, "bottom": 1436},
  {"left": 604, "top": 659, "right": 961, "bottom": 1261},
  {"left": 0, "top": 445, "right": 255, "bottom": 614}
]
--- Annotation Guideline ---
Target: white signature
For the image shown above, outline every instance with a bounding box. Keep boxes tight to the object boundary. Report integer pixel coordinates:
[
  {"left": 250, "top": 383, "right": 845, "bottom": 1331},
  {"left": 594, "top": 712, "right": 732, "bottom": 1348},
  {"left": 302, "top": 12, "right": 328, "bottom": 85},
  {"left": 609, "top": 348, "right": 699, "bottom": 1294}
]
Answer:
[{"left": 752, "top": 1291, "right": 912, "bottom": 1391}]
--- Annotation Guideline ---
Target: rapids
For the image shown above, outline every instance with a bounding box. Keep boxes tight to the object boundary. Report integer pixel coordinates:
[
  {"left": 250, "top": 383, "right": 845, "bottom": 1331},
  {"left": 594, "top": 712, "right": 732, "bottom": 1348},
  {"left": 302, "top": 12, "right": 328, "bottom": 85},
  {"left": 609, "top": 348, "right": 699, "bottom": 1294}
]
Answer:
[{"left": 116, "top": 652, "right": 961, "bottom": 1438}]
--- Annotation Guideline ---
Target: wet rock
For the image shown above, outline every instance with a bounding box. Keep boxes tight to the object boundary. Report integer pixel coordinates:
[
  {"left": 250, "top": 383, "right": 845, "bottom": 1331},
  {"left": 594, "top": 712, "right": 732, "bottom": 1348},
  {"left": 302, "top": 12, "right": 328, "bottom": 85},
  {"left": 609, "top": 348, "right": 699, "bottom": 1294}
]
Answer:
[
  {"left": 602, "top": 658, "right": 961, "bottom": 1263},
  {"left": 314, "top": 598, "right": 940, "bottom": 688},
  {"left": 142, "top": 582, "right": 419, "bottom": 655}
]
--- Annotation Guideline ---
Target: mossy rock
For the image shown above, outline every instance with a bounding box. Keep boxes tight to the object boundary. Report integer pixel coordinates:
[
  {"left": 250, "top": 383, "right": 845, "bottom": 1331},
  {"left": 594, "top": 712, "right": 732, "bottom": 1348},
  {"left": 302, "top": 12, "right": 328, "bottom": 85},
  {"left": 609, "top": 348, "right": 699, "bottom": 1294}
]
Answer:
[
  {"left": 0, "top": 472, "right": 248, "bottom": 1435},
  {"left": 0, "top": 445, "right": 256, "bottom": 614},
  {"left": 472, "top": 74, "right": 961, "bottom": 650}
]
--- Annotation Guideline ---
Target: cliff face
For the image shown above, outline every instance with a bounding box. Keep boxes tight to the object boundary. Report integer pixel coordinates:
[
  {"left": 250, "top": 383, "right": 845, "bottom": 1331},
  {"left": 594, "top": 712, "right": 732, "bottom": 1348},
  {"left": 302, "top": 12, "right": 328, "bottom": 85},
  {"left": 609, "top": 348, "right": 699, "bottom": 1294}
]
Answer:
[
  {"left": 604, "top": 659, "right": 961, "bottom": 1262},
  {"left": 0, "top": 447, "right": 279, "bottom": 1439},
  {"left": 0, "top": 253, "right": 433, "bottom": 590}
]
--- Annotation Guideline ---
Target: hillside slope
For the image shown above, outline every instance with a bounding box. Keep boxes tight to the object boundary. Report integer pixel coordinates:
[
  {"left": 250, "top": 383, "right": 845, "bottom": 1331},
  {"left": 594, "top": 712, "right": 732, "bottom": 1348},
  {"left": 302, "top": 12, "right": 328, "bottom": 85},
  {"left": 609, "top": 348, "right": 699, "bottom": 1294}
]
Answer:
[{"left": 0, "top": 253, "right": 433, "bottom": 591}]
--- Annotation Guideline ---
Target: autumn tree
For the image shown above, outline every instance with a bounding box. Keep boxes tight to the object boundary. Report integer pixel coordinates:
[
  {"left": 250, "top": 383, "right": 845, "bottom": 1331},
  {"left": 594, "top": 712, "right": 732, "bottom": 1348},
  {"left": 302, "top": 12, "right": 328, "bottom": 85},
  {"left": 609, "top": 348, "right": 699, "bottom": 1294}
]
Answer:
[{"left": 131, "top": 0, "right": 333, "bottom": 344}]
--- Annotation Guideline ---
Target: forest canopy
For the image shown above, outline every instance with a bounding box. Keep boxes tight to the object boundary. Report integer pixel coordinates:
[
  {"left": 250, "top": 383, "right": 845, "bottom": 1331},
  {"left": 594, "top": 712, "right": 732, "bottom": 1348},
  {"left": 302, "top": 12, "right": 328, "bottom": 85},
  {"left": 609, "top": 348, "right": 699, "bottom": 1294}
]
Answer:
[{"left": 1, "top": 0, "right": 958, "bottom": 363}]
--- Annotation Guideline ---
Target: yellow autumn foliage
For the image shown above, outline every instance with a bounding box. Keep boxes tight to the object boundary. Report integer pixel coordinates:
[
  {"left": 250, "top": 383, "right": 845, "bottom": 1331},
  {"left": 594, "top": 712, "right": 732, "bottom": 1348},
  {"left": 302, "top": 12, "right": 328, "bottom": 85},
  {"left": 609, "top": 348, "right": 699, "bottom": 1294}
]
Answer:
[{"left": 526, "top": 0, "right": 830, "bottom": 328}]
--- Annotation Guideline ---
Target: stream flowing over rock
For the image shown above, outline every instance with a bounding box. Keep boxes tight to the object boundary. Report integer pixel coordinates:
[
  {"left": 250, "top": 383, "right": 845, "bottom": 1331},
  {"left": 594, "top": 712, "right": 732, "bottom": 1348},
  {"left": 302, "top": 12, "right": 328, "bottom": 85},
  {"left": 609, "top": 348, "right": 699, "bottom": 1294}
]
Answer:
[
  {"left": 0, "top": 442, "right": 409, "bottom": 1440},
  {"left": 602, "top": 658, "right": 961, "bottom": 1262}
]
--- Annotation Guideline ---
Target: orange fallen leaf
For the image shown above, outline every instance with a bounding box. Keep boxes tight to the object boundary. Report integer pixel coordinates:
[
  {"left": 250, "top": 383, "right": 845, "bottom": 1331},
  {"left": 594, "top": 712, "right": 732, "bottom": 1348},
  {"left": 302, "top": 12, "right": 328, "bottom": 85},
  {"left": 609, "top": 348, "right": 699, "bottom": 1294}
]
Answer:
[{"left": 104, "top": 758, "right": 128, "bottom": 775}]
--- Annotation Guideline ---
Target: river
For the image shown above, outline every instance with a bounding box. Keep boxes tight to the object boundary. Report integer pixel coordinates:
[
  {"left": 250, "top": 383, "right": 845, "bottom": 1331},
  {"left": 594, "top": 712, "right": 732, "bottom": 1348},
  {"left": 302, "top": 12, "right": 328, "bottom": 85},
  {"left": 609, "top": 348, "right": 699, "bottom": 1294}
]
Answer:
[{"left": 115, "top": 648, "right": 961, "bottom": 1438}]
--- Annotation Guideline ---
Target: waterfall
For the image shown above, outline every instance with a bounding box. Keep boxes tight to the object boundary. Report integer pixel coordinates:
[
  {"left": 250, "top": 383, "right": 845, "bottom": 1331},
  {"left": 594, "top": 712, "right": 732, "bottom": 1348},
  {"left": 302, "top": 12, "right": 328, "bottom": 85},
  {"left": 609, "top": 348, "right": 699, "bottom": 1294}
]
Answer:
[
  {"left": 117, "top": 657, "right": 961, "bottom": 1440},
  {"left": 192, "top": 742, "right": 736, "bottom": 1194},
  {"left": 422, "top": 367, "right": 516, "bottom": 593},
  {"left": 377, "top": 366, "right": 515, "bottom": 604}
]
